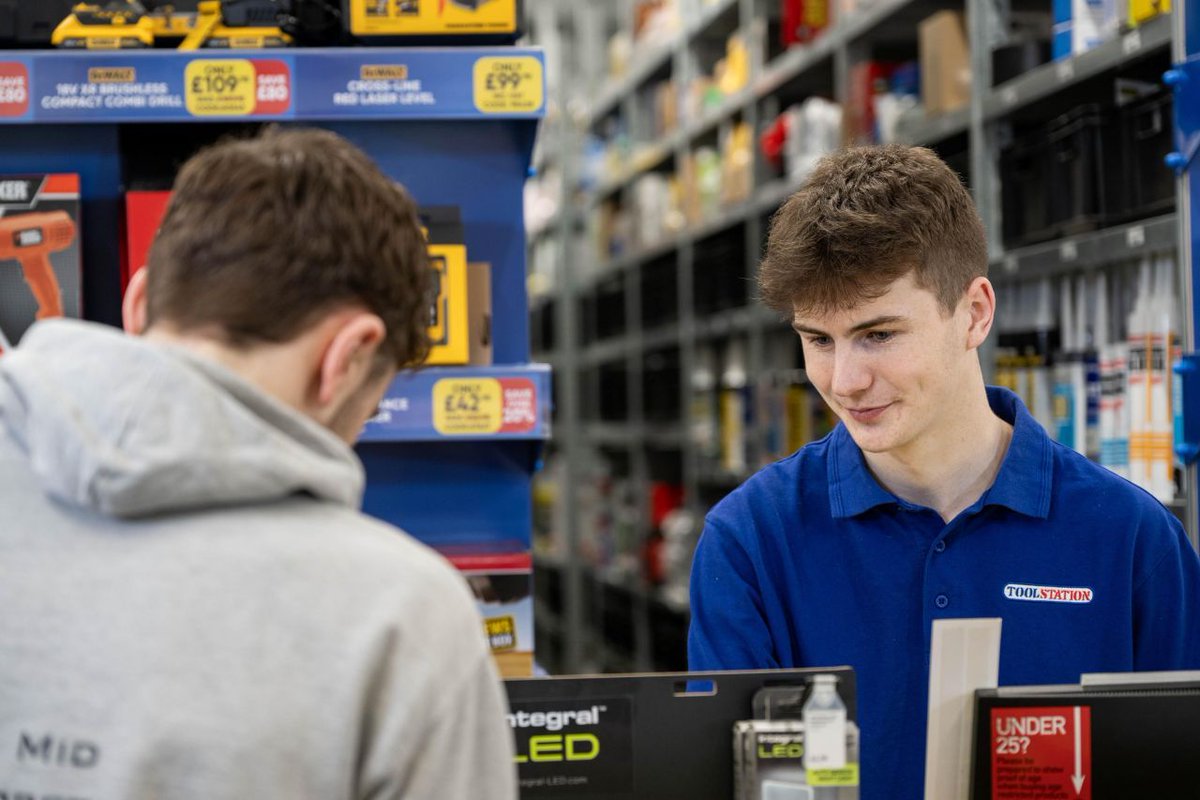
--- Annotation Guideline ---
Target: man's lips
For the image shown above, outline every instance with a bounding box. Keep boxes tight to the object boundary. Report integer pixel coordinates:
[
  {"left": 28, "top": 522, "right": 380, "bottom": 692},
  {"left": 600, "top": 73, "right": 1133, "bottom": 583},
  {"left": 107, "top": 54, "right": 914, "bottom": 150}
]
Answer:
[{"left": 845, "top": 403, "right": 892, "bottom": 423}]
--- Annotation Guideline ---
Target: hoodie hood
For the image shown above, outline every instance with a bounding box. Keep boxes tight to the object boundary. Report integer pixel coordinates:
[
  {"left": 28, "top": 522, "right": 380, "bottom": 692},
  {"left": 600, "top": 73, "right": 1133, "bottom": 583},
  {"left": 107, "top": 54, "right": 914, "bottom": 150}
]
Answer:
[{"left": 0, "top": 319, "right": 365, "bottom": 518}]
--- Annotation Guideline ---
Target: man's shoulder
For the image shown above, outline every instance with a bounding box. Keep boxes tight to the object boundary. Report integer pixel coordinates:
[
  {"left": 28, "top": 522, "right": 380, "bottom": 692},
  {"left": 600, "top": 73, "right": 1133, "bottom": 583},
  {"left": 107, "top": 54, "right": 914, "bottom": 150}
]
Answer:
[
  {"left": 1048, "top": 440, "right": 1178, "bottom": 525},
  {"left": 178, "top": 499, "right": 476, "bottom": 613}
]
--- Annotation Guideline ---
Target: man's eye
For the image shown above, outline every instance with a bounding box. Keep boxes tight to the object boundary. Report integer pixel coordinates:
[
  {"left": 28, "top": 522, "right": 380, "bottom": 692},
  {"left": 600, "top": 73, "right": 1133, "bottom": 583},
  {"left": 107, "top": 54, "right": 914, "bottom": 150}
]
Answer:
[
  {"left": 806, "top": 336, "right": 833, "bottom": 348},
  {"left": 866, "top": 331, "right": 895, "bottom": 344}
]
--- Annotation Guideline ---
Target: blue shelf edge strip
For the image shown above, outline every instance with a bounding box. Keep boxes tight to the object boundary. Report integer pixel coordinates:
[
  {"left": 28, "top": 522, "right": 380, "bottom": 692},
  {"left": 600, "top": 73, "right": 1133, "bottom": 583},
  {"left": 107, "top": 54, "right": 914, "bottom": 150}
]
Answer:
[
  {"left": 359, "top": 364, "right": 552, "bottom": 442},
  {"left": 0, "top": 47, "right": 545, "bottom": 123}
]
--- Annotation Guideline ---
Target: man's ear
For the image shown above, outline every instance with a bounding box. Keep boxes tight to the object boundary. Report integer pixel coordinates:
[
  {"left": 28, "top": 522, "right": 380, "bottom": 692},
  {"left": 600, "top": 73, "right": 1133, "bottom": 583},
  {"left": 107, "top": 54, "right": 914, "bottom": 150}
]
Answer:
[
  {"left": 122, "top": 267, "right": 149, "bottom": 335},
  {"left": 963, "top": 276, "right": 997, "bottom": 351},
  {"left": 316, "top": 312, "right": 388, "bottom": 408}
]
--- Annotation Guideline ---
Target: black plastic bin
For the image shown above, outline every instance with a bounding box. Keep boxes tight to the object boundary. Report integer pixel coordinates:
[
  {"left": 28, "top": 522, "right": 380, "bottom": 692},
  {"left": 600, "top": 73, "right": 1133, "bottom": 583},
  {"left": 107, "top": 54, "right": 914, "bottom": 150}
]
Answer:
[
  {"left": 1001, "top": 129, "right": 1055, "bottom": 247},
  {"left": 1046, "top": 103, "right": 1122, "bottom": 236},
  {"left": 1120, "top": 90, "right": 1176, "bottom": 221}
]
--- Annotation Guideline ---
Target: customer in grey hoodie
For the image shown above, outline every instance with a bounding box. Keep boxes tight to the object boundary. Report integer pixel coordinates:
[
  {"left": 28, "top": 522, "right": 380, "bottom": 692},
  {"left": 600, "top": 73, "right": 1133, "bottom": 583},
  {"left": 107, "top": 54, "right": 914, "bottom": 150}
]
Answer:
[{"left": 0, "top": 128, "right": 517, "bottom": 799}]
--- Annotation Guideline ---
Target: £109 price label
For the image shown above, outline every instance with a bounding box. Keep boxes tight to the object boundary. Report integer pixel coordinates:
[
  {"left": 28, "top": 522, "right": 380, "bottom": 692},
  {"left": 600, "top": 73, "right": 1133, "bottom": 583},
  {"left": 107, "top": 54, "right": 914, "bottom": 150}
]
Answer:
[{"left": 185, "top": 59, "right": 290, "bottom": 117}]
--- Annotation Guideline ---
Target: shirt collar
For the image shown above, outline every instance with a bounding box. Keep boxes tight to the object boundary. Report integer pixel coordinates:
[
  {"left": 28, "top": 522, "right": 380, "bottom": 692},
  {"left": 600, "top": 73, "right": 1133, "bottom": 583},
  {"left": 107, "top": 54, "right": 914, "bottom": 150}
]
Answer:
[{"left": 827, "top": 386, "right": 1053, "bottom": 520}]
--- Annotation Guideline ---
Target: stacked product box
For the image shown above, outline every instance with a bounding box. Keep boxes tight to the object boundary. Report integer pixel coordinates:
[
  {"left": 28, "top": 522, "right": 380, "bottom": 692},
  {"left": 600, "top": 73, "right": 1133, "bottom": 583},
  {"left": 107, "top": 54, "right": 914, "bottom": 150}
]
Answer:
[{"left": 0, "top": 173, "right": 81, "bottom": 355}]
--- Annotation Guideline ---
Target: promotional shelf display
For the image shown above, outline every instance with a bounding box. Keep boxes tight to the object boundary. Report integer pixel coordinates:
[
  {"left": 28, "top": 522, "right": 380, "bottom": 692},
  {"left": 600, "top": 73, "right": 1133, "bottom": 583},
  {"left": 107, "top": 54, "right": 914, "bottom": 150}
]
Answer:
[
  {"left": 0, "top": 173, "right": 81, "bottom": 355},
  {"left": 504, "top": 667, "right": 856, "bottom": 800},
  {"left": 0, "top": 45, "right": 550, "bottom": 676},
  {"left": 448, "top": 550, "right": 534, "bottom": 679}
]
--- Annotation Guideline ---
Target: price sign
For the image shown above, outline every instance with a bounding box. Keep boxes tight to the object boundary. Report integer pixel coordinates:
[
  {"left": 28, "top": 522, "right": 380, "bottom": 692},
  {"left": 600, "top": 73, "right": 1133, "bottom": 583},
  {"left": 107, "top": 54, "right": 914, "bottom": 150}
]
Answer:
[
  {"left": 185, "top": 59, "right": 255, "bottom": 116},
  {"left": 473, "top": 56, "right": 543, "bottom": 114}
]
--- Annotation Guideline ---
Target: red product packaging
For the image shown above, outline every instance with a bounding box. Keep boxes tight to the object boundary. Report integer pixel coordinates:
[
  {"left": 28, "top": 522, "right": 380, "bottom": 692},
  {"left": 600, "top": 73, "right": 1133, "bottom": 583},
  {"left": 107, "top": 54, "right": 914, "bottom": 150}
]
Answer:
[
  {"left": 0, "top": 174, "right": 81, "bottom": 354},
  {"left": 122, "top": 190, "right": 172, "bottom": 295},
  {"left": 782, "top": 0, "right": 830, "bottom": 47}
]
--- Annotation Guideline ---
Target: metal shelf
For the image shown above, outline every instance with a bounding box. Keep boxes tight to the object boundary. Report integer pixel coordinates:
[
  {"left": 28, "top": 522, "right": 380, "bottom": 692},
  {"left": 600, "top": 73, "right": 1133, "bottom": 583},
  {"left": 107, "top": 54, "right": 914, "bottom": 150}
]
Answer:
[
  {"left": 756, "top": 31, "right": 839, "bottom": 97},
  {"left": 582, "top": 422, "right": 639, "bottom": 447},
  {"left": 581, "top": 337, "right": 632, "bottom": 367},
  {"left": 645, "top": 423, "right": 686, "bottom": 449},
  {"left": 983, "top": 14, "right": 1172, "bottom": 120},
  {"left": 644, "top": 326, "right": 683, "bottom": 351},
  {"left": 694, "top": 305, "right": 764, "bottom": 340},
  {"left": 993, "top": 214, "right": 1178, "bottom": 282},
  {"left": 685, "top": 0, "right": 741, "bottom": 42},
  {"left": 696, "top": 462, "right": 753, "bottom": 487},
  {"left": 894, "top": 106, "right": 971, "bottom": 146},
  {"left": 580, "top": 422, "right": 684, "bottom": 448},
  {"left": 587, "top": 41, "right": 675, "bottom": 127}
]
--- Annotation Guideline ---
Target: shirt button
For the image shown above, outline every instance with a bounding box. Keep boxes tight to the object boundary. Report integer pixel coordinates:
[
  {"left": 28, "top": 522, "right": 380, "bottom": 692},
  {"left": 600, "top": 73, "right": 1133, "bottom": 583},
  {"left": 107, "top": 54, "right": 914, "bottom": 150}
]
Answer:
[
  {"left": 935, "top": 594, "right": 950, "bottom": 609},
  {"left": 933, "top": 540, "right": 946, "bottom": 554}
]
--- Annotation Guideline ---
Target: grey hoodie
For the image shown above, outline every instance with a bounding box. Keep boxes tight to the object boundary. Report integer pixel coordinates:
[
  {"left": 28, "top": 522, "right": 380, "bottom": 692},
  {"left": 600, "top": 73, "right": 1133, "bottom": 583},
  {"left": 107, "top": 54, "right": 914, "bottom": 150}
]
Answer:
[{"left": 0, "top": 320, "right": 517, "bottom": 799}]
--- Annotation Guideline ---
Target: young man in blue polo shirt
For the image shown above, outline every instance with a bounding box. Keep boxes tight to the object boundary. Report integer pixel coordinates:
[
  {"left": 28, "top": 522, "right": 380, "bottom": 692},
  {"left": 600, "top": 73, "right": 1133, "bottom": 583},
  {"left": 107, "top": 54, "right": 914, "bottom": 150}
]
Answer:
[{"left": 688, "top": 145, "right": 1200, "bottom": 800}]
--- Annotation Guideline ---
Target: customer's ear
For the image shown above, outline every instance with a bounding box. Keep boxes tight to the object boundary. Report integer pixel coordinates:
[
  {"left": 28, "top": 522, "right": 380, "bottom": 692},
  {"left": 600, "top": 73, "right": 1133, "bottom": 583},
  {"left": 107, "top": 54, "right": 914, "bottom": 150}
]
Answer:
[
  {"left": 122, "top": 267, "right": 149, "bottom": 335},
  {"left": 315, "top": 312, "right": 387, "bottom": 408}
]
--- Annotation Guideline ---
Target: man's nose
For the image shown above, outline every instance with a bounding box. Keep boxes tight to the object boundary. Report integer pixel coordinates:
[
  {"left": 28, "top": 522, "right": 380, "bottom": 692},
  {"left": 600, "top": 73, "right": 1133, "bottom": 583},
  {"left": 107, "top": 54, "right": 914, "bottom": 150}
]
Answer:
[{"left": 830, "top": 345, "right": 873, "bottom": 399}]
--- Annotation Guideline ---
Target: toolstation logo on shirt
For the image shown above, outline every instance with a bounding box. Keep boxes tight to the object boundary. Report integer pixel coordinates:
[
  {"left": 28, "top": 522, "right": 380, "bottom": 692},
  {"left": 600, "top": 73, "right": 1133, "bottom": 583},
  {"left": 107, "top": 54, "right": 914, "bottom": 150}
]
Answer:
[{"left": 1004, "top": 584, "right": 1095, "bottom": 603}]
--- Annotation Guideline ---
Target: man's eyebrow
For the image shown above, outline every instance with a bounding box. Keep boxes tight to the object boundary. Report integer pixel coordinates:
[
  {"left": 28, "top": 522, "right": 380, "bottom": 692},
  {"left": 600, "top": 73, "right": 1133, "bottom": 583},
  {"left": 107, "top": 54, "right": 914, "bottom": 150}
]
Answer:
[{"left": 791, "top": 315, "right": 907, "bottom": 337}]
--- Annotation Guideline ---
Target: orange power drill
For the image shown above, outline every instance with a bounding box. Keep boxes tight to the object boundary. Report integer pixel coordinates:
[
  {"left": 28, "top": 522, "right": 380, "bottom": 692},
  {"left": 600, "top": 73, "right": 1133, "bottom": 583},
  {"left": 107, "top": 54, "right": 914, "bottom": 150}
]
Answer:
[{"left": 0, "top": 211, "right": 76, "bottom": 321}]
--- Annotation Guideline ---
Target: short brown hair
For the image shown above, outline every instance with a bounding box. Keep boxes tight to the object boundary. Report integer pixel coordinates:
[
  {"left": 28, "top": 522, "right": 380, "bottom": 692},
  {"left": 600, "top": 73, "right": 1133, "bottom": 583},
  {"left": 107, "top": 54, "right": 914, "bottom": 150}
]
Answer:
[
  {"left": 145, "top": 126, "right": 431, "bottom": 367},
  {"left": 759, "top": 145, "right": 987, "bottom": 318}
]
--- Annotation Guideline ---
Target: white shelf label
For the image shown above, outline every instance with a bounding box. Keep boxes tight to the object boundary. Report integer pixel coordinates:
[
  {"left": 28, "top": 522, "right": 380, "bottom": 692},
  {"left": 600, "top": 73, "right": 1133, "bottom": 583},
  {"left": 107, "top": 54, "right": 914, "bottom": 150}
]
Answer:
[
  {"left": 1126, "top": 225, "right": 1146, "bottom": 248},
  {"left": 1123, "top": 30, "right": 1143, "bottom": 55},
  {"left": 1056, "top": 61, "right": 1076, "bottom": 82},
  {"left": 1002, "top": 86, "right": 1018, "bottom": 106},
  {"left": 1060, "top": 241, "right": 1079, "bottom": 262}
]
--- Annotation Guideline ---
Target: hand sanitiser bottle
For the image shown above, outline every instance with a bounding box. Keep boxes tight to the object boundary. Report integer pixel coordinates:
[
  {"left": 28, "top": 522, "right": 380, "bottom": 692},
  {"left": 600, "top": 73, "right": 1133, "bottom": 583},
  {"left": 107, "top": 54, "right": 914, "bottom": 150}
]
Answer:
[{"left": 803, "top": 675, "right": 847, "bottom": 771}]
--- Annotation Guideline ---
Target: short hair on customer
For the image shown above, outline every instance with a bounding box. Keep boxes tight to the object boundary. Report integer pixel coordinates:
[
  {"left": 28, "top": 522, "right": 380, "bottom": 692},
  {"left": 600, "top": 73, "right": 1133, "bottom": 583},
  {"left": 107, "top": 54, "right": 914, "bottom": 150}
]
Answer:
[
  {"left": 145, "top": 126, "right": 431, "bottom": 368},
  {"left": 758, "top": 144, "right": 987, "bottom": 319}
]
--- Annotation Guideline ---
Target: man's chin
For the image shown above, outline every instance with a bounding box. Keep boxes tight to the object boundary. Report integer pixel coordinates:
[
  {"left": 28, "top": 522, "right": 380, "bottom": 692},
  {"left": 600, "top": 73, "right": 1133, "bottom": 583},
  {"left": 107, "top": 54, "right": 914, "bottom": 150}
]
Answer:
[{"left": 841, "top": 422, "right": 896, "bottom": 455}]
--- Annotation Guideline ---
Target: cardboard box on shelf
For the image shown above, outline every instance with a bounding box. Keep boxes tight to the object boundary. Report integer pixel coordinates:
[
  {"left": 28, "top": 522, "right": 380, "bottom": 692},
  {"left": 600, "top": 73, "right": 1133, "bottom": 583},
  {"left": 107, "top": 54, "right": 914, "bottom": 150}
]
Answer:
[
  {"left": 346, "top": 0, "right": 520, "bottom": 37},
  {"left": 918, "top": 11, "right": 971, "bottom": 116},
  {"left": 0, "top": 174, "right": 82, "bottom": 355},
  {"left": 423, "top": 206, "right": 469, "bottom": 366},
  {"left": 781, "top": 0, "right": 831, "bottom": 47},
  {"left": 124, "top": 190, "right": 172, "bottom": 294},
  {"left": 445, "top": 550, "right": 534, "bottom": 678},
  {"left": 467, "top": 261, "right": 492, "bottom": 366}
]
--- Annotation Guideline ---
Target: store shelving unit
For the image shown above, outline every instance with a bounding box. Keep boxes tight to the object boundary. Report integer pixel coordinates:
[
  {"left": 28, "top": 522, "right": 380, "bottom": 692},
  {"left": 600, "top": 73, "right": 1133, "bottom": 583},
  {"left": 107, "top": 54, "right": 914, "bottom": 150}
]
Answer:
[
  {"left": 528, "top": 0, "right": 1190, "bottom": 676},
  {"left": 0, "top": 46, "right": 551, "bottom": 640},
  {"left": 527, "top": 0, "right": 1196, "bottom": 674}
]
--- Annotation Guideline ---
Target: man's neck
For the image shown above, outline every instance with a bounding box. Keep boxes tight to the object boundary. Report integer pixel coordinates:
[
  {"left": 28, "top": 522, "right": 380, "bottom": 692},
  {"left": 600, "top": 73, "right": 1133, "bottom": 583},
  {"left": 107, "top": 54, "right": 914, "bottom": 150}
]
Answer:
[{"left": 863, "top": 387, "right": 1014, "bottom": 524}]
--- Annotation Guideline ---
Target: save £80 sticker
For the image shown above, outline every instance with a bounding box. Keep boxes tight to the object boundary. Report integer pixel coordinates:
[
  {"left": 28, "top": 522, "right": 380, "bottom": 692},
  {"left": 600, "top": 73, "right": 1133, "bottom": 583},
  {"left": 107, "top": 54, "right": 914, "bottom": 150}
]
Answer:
[{"left": 184, "top": 58, "right": 290, "bottom": 117}]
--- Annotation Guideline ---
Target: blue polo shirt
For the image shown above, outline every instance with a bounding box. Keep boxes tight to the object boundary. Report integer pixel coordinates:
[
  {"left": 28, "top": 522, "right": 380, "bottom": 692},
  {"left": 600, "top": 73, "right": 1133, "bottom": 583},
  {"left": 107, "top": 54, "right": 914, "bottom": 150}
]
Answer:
[{"left": 689, "top": 386, "right": 1200, "bottom": 800}]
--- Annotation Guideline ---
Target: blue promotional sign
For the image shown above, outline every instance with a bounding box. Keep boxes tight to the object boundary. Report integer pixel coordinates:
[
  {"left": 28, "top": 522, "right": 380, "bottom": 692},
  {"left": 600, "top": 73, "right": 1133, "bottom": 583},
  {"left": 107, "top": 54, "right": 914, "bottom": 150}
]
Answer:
[
  {"left": 294, "top": 49, "right": 545, "bottom": 119},
  {"left": 360, "top": 364, "right": 552, "bottom": 442},
  {"left": 0, "top": 48, "right": 544, "bottom": 124}
]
